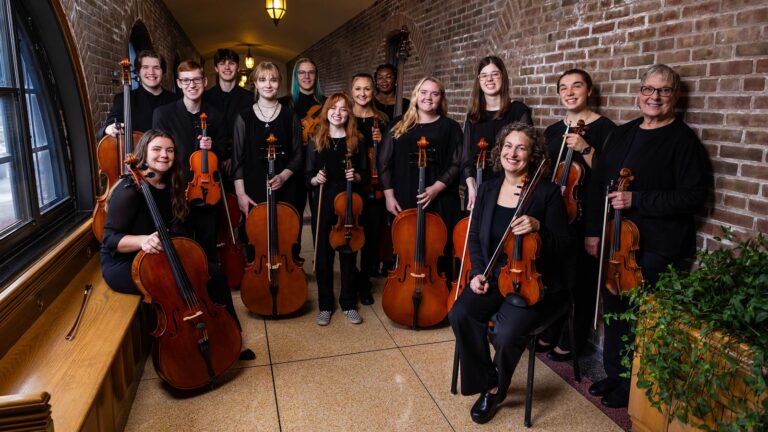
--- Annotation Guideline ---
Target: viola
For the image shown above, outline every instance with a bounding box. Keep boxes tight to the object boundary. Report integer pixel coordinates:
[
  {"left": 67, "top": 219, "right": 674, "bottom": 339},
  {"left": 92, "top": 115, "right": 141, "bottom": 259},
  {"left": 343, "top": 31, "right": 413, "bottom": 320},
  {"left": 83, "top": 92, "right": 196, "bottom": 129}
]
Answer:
[
  {"left": 484, "top": 160, "right": 547, "bottom": 307},
  {"left": 551, "top": 119, "right": 588, "bottom": 223},
  {"left": 329, "top": 150, "right": 365, "bottom": 252},
  {"left": 382, "top": 137, "right": 448, "bottom": 329},
  {"left": 447, "top": 137, "right": 489, "bottom": 310},
  {"left": 216, "top": 192, "right": 246, "bottom": 290},
  {"left": 125, "top": 154, "right": 241, "bottom": 390},
  {"left": 93, "top": 58, "right": 142, "bottom": 242},
  {"left": 366, "top": 113, "right": 383, "bottom": 199},
  {"left": 598, "top": 168, "right": 643, "bottom": 295},
  {"left": 301, "top": 104, "right": 322, "bottom": 144},
  {"left": 187, "top": 113, "right": 222, "bottom": 206},
  {"left": 240, "top": 134, "right": 308, "bottom": 316}
]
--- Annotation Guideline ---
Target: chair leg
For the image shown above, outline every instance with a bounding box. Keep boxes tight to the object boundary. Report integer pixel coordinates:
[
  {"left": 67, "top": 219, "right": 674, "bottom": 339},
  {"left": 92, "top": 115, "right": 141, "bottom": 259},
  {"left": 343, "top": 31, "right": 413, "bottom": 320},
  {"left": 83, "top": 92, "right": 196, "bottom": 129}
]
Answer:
[
  {"left": 450, "top": 342, "right": 459, "bottom": 395},
  {"left": 524, "top": 336, "right": 536, "bottom": 428},
  {"left": 569, "top": 301, "right": 581, "bottom": 383}
]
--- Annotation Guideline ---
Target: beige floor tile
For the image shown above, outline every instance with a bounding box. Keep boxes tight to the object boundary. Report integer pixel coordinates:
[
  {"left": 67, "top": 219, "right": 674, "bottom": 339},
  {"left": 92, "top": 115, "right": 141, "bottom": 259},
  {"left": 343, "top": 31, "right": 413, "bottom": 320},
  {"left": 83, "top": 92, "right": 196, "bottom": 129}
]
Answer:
[
  {"left": 273, "top": 349, "right": 452, "bottom": 432},
  {"left": 368, "top": 278, "right": 456, "bottom": 347},
  {"left": 265, "top": 294, "right": 396, "bottom": 363},
  {"left": 125, "top": 366, "right": 278, "bottom": 432},
  {"left": 401, "top": 341, "right": 622, "bottom": 431}
]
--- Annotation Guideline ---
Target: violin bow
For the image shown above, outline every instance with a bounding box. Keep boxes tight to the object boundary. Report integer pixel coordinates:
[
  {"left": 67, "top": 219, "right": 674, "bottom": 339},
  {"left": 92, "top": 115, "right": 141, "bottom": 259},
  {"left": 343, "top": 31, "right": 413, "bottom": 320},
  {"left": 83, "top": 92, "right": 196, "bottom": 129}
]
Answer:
[
  {"left": 312, "top": 164, "right": 326, "bottom": 274},
  {"left": 593, "top": 181, "right": 614, "bottom": 329}
]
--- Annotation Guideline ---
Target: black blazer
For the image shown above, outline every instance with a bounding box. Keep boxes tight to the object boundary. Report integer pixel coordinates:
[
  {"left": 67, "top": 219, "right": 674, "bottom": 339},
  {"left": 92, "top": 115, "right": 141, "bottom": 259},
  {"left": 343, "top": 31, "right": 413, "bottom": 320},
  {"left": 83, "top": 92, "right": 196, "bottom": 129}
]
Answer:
[
  {"left": 468, "top": 176, "right": 572, "bottom": 294},
  {"left": 152, "top": 99, "right": 228, "bottom": 176}
]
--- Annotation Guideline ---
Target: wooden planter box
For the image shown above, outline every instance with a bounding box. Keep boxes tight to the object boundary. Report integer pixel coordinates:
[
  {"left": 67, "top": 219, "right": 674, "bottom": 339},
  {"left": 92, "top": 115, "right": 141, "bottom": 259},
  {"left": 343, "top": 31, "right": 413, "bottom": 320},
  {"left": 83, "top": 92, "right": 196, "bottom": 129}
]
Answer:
[{"left": 628, "top": 316, "right": 765, "bottom": 431}]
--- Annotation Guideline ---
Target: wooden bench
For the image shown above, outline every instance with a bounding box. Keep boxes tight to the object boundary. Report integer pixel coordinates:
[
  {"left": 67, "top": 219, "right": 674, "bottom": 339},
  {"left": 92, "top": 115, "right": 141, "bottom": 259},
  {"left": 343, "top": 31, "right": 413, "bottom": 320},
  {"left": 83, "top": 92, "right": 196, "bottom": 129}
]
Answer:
[{"left": 0, "top": 253, "right": 147, "bottom": 431}]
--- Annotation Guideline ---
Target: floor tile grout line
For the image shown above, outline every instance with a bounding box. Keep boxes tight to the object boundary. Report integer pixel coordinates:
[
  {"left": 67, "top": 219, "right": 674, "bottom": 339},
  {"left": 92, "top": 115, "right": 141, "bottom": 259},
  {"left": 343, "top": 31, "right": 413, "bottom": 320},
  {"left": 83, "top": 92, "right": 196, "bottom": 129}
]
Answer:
[
  {"left": 395, "top": 343, "right": 457, "bottom": 432},
  {"left": 263, "top": 317, "right": 283, "bottom": 431}
]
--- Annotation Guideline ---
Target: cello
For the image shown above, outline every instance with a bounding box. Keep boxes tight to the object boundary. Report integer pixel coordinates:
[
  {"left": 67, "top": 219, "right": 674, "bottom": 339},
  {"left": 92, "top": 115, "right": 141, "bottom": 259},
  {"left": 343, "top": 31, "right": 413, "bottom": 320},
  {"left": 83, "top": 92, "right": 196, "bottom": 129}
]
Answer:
[
  {"left": 216, "top": 192, "right": 246, "bottom": 290},
  {"left": 447, "top": 137, "right": 489, "bottom": 310},
  {"left": 551, "top": 119, "right": 587, "bottom": 223},
  {"left": 241, "top": 134, "right": 308, "bottom": 316},
  {"left": 328, "top": 150, "right": 365, "bottom": 252},
  {"left": 186, "top": 113, "right": 222, "bottom": 206},
  {"left": 483, "top": 160, "right": 547, "bottom": 307},
  {"left": 382, "top": 137, "right": 448, "bottom": 329},
  {"left": 593, "top": 168, "right": 643, "bottom": 327},
  {"left": 125, "top": 154, "right": 241, "bottom": 390},
  {"left": 93, "top": 58, "right": 143, "bottom": 242}
]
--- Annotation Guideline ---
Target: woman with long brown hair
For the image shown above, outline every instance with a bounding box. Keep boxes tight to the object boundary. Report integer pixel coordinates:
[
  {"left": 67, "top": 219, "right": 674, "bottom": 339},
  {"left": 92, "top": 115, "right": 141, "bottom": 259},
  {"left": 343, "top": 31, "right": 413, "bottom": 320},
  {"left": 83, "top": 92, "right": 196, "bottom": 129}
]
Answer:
[{"left": 306, "top": 93, "right": 369, "bottom": 326}]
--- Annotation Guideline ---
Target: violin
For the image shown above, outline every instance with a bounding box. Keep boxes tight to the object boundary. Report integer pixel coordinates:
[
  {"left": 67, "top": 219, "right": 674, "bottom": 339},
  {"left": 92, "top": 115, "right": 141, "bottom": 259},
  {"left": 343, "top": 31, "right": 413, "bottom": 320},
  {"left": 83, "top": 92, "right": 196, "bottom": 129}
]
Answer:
[
  {"left": 484, "top": 160, "right": 547, "bottom": 307},
  {"left": 301, "top": 104, "right": 322, "bottom": 144},
  {"left": 93, "top": 58, "right": 143, "bottom": 242},
  {"left": 329, "top": 150, "right": 365, "bottom": 252},
  {"left": 382, "top": 137, "right": 448, "bottom": 329},
  {"left": 366, "top": 113, "right": 383, "bottom": 200},
  {"left": 125, "top": 154, "right": 241, "bottom": 390},
  {"left": 241, "top": 134, "right": 308, "bottom": 316},
  {"left": 187, "top": 113, "right": 222, "bottom": 206},
  {"left": 594, "top": 169, "right": 643, "bottom": 322},
  {"left": 393, "top": 26, "right": 411, "bottom": 118},
  {"left": 447, "top": 137, "right": 489, "bottom": 311},
  {"left": 216, "top": 192, "right": 246, "bottom": 290},
  {"left": 551, "top": 119, "right": 587, "bottom": 223}
]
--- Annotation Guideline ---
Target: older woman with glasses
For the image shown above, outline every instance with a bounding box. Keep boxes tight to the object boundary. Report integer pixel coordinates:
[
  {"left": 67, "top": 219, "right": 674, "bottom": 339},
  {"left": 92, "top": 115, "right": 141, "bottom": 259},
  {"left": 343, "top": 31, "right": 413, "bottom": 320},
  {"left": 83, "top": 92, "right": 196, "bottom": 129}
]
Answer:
[{"left": 583, "top": 64, "right": 709, "bottom": 409}]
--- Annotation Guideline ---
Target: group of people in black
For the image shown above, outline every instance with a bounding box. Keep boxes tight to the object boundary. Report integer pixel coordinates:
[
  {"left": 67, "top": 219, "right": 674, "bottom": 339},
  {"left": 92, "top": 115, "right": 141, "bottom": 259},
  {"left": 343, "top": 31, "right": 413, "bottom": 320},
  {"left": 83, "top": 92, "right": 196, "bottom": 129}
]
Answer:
[{"left": 98, "top": 48, "right": 708, "bottom": 423}]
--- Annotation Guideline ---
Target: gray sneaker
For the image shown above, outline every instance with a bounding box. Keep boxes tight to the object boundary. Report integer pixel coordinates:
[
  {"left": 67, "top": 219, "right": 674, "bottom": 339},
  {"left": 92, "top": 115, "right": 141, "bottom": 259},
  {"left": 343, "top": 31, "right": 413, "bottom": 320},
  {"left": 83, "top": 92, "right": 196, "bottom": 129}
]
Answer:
[
  {"left": 343, "top": 309, "right": 363, "bottom": 324},
  {"left": 316, "top": 310, "right": 332, "bottom": 326}
]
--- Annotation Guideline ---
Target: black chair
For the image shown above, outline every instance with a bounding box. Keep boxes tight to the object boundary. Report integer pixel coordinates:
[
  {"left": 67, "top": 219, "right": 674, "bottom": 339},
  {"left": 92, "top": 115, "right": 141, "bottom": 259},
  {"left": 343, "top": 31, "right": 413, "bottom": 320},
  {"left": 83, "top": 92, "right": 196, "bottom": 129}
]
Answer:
[{"left": 449, "top": 293, "right": 581, "bottom": 428}]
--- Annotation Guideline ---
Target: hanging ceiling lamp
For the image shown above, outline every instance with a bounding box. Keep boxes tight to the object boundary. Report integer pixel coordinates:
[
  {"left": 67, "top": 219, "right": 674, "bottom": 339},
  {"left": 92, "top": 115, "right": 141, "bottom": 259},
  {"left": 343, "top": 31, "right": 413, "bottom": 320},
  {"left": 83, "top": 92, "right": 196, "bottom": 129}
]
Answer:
[
  {"left": 265, "top": 0, "right": 286, "bottom": 27},
  {"left": 244, "top": 46, "right": 255, "bottom": 70}
]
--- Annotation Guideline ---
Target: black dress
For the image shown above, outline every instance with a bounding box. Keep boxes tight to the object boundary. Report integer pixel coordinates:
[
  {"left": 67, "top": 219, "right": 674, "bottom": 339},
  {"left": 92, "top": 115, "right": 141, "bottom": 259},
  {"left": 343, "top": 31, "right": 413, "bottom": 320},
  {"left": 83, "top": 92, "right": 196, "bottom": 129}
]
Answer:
[
  {"left": 449, "top": 176, "right": 571, "bottom": 396},
  {"left": 461, "top": 102, "right": 532, "bottom": 193},
  {"left": 583, "top": 116, "right": 709, "bottom": 393},
  {"left": 374, "top": 97, "right": 410, "bottom": 122},
  {"left": 378, "top": 116, "right": 463, "bottom": 277},
  {"left": 100, "top": 178, "right": 239, "bottom": 326},
  {"left": 305, "top": 137, "right": 369, "bottom": 311},
  {"left": 543, "top": 115, "right": 616, "bottom": 351}
]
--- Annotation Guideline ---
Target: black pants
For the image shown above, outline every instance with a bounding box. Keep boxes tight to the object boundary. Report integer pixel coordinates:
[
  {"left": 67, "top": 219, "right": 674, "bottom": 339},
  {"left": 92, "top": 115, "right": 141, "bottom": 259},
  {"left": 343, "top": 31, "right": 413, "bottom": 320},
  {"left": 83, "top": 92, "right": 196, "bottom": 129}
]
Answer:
[
  {"left": 602, "top": 250, "right": 688, "bottom": 391},
  {"left": 359, "top": 196, "right": 385, "bottom": 282},
  {"left": 449, "top": 283, "right": 565, "bottom": 396},
  {"left": 191, "top": 204, "right": 218, "bottom": 259}
]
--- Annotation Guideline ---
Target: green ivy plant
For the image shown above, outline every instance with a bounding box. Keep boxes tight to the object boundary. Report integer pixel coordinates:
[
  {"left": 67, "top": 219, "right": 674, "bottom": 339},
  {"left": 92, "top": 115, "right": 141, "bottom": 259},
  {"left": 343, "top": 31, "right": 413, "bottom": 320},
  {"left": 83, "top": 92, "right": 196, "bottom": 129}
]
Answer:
[{"left": 612, "top": 227, "right": 767, "bottom": 431}]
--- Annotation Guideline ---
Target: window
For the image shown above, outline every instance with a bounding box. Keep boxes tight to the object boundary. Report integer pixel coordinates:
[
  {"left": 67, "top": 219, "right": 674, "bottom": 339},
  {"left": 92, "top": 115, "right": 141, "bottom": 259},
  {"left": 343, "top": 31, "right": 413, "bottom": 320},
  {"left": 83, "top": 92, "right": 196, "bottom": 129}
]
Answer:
[{"left": 0, "top": 0, "right": 86, "bottom": 282}]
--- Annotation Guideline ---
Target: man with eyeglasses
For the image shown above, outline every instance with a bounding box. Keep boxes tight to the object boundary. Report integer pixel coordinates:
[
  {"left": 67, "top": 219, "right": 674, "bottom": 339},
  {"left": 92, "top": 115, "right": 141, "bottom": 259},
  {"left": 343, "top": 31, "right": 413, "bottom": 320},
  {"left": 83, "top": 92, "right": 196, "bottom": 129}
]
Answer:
[
  {"left": 153, "top": 59, "right": 227, "bottom": 259},
  {"left": 373, "top": 63, "right": 410, "bottom": 121},
  {"left": 204, "top": 48, "right": 254, "bottom": 179},
  {"left": 101, "top": 50, "right": 178, "bottom": 138},
  {"left": 583, "top": 64, "right": 708, "bottom": 409}
]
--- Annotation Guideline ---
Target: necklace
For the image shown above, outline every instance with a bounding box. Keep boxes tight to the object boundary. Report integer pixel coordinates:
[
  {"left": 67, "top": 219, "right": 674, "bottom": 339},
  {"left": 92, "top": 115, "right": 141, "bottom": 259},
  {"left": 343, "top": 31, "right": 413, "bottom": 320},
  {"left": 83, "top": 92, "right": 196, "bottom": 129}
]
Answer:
[
  {"left": 330, "top": 137, "right": 343, "bottom": 152},
  {"left": 255, "top": 102, "right": 279, "bottom": 127}
]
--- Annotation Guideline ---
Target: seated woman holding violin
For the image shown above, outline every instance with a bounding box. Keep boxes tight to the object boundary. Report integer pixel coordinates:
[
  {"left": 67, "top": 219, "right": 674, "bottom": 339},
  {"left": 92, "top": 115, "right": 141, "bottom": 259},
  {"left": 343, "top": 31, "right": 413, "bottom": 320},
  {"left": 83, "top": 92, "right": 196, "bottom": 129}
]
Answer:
[
  {"left": 448, "top": 122, "right": 571, "bottom": 424},
  {"left": 100, "top": 129, "right": 254, "bottom": 363}
]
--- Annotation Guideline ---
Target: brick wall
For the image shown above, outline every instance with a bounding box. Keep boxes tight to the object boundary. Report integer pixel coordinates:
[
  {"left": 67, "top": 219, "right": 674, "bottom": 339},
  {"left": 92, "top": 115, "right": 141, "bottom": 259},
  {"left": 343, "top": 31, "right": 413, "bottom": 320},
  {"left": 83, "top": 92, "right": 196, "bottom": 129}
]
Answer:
[
  {"left": 56, "top": 0, "right": 198, "bottom": 133},
  {"left": 297, "top": 0, "right": 768, "bottom": 247}
]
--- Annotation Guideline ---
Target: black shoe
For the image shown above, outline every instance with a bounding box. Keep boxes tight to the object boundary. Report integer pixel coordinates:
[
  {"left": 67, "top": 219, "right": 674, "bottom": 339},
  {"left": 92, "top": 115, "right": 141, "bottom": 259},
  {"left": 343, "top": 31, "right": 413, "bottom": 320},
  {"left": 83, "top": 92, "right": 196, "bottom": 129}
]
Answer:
[
  {"left": 238, "top": 349, "right": 256, "bottom": 361},
  {"left": 470, "top": 392, "right": 504, "bottom": 424},
  {"left": 588, "top": 377, "right": 620, "bottom": 397},
  {"left": 534, "top": 342, "right": 553, "bottom": 353},
  {"left": 546, "top": 349, "right": 572, "bottom": 362},
  {"left": 360, "top": 292, "right": 374, "bottom": 305},
  {"left": 601, "top": 387, "right": 629, "bottom": 408}
]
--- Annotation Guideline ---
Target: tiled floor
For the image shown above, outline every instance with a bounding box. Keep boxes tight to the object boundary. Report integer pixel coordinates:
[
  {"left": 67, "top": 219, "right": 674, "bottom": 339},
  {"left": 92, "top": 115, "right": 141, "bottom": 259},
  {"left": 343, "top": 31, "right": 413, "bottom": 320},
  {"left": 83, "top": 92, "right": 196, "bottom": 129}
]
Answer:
[{"left": 124, "top": 228, "right": 623, "bottom": 432}]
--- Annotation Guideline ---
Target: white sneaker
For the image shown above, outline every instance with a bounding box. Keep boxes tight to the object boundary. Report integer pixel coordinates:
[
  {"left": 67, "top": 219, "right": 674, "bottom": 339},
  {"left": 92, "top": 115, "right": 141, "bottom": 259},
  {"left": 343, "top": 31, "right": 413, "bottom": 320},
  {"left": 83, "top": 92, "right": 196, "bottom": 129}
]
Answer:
[
  {"left": 316, "top": 310, "right": 332, "bottom": 326},
  {"left": 343, "top": 309, "right": 363, "bottom": 324}
]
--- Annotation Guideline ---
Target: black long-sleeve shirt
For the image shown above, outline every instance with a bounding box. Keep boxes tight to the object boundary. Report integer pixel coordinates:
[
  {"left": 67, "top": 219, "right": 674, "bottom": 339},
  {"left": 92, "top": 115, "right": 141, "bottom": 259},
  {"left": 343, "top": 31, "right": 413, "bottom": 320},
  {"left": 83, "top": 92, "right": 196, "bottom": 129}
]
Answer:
[
  {"left": 584, "top": 117, "right": 708, "bottom": 259},
  {"left": 101, "top": 85, "right": 178, "bottom": 137},
  {"left": 204, "top": 84, "right": 254, "bottom": 159}
]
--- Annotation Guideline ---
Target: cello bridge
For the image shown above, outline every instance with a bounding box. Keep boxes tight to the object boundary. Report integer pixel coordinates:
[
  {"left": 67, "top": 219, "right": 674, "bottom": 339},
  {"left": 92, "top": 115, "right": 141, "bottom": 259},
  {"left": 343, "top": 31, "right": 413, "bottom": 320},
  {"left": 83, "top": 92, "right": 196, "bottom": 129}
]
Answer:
[
  {"left": 182, "top": 310, "right": 204, "bottom": 321},
  {"left": 409, "top": 272, "right": 425, "bottom": 279}
]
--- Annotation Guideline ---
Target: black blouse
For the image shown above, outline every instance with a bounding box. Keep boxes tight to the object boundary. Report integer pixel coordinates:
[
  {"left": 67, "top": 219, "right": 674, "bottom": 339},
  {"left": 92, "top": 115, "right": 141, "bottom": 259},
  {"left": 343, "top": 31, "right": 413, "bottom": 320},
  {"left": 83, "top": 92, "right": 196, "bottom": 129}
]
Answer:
[
  {"left": 378, "top": 116, "right": 463, "bottom": 210},
  {"left": 231, "top": 104, "right": 304, "bottom": 203},
  {"left": 544, "top": 116, "right": 616, "bottom": 186}
]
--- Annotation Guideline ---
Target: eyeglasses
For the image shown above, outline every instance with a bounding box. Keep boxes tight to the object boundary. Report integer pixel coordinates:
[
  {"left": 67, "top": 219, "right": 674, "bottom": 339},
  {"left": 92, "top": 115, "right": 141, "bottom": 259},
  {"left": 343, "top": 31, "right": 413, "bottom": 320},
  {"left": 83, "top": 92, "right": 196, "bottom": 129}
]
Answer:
[
  {"left": 640, "top": 85, "right": 674, "bottom": 97},
  {"left": 478, "top": 71, "right": 502, "bottom": 82},
  {"left": 297, "top": 70, "right": 316, "bottom": 77},
  {"left": 178, "top": 77, "right": 204, "bottom": 87}
]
